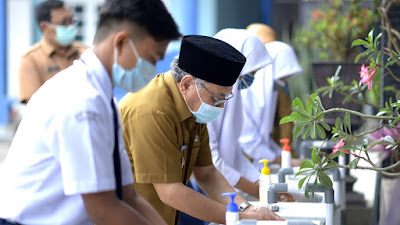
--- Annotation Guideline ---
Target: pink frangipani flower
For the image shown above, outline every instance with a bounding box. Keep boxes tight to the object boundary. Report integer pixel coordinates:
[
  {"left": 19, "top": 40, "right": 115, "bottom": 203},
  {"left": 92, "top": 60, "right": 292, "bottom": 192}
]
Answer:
[
  {"left": 332, "top": 138, "right": 348, "bottom": 154},
  {"left": 359, "top": 64, "right": 369, "bottom": 83},
  {"left": 359, "top": 64, "right": 377, "bottom": 89}
]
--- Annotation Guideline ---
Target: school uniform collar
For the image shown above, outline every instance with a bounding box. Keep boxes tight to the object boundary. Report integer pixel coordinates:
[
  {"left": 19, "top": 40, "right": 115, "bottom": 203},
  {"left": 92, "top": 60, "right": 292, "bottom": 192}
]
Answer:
[{"left": 79, "top": 49, "right": 113, "bottom": 101}]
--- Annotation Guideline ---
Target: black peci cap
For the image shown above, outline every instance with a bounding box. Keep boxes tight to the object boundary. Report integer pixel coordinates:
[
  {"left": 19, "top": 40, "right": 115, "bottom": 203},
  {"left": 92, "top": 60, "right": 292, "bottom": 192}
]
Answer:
[{"left": 178, "top": 35, "right": 246, "bottom": 86}]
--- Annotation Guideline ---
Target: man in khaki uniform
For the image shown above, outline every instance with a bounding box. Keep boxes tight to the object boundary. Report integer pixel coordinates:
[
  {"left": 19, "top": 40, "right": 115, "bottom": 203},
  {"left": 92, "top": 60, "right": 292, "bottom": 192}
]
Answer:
[
  {"left": 119, "top": 35, "right": 283, "bottom": 225},
  {"left": 19, "top": 0, "right": 86, "bottom": 103}
]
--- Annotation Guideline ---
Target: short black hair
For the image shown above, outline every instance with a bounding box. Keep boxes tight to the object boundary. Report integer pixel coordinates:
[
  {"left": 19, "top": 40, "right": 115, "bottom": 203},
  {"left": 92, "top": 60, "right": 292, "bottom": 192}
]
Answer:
[
  {"left": 94, "top": 0, "right": 181, "bottom": 43},
  {"left": 35, "top": 0, "right": 64, "bottom": 24}
]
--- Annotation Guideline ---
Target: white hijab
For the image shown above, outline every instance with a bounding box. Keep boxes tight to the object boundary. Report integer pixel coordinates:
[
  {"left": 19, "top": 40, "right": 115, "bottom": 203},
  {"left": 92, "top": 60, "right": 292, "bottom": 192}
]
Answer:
[
  {"left": 214, "top": 28, "right": 272, "bottom": 76},
  {"left": 207, "top": 29, "right": 272, "bottom": 186}
]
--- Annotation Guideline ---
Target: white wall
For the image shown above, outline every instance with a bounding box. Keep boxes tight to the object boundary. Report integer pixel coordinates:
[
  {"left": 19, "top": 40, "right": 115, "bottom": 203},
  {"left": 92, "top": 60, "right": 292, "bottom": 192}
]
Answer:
[
  {"left": 7, "top": 0, "right": 33, "bottom": 100},
  {"left": 64, "top": 0, "right": 104, "bottom": 46}
]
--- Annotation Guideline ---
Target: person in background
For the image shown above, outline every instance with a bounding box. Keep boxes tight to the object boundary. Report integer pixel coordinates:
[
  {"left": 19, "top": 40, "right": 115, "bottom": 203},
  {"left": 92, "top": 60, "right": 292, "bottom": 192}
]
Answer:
[
  {"left": 0, "top": 0, "right": 181, "bottom": 224},
  {"left": 207, "top": 28, "right": 272, "bottom": 200},
  {"left": 119, "top": 35, "right": 282, "bottom": 225},
  {"left": 240, "top": 23, "right": 303, "bottom": 170},
  {"left": 18, "top": 0, "right": 86, "bottom": 104}
]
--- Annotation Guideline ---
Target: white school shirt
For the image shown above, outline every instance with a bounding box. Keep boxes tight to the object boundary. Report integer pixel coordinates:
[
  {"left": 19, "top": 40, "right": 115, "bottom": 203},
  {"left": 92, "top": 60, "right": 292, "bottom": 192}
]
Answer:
[
  {"left": 0, "top": 49, "right": 133, "bottom": 225},
  {"left": 240, "top": 41, "right": 303, "bottom": 170}
]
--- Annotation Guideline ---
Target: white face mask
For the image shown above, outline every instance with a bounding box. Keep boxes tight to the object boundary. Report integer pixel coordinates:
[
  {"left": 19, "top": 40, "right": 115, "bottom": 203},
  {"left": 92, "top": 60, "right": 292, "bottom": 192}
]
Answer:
[
  {"left": 184, "top": 82, "right": 224, "bottom": 124},
  {"left": 111, "top": 39, "right": 157, "bottom": 92}
]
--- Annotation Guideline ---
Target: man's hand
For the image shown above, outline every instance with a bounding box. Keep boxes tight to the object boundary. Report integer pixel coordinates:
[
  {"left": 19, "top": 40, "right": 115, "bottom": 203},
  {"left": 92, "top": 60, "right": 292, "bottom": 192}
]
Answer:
[{"left": 240, "top": 205, "right": 284, "bottom": 221}]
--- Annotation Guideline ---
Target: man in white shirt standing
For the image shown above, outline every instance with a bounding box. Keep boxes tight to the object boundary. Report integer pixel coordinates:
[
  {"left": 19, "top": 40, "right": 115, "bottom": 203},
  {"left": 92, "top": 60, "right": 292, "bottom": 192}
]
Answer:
[{"left": 0, "top": 0, "right": 181, "bottom": 225}]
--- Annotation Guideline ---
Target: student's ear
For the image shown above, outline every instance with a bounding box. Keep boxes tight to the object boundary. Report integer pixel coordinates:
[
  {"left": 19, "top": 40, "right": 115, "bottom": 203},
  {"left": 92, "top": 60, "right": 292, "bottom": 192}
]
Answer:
[{"left": 112, "top": 31, "right": 129, "bottom": 56}]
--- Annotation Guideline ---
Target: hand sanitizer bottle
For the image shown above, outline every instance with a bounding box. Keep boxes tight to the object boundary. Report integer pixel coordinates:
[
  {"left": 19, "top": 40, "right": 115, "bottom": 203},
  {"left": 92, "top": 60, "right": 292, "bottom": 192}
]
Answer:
[
  {"left": 259, "top": 159, "right": 271, "bottom": 203},
  {"left": 280, "top": 139, "right": 291, "bottom": 168},
  {"left": 222, "top": 192, "right": 239, "bottom": 225}
]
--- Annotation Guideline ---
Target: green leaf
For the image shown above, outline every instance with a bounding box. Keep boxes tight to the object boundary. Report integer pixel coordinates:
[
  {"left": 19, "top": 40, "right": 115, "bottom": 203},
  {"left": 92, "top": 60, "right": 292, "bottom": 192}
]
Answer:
[
  {"left": 302, "top": 124, "right": 311, "bottom": 140},
  {"left": 344, "top": 112, "right": 351, "bottom": 134},
  {"left": 311, "top": 148, "right": 317, "bottom": 163},
  {"left": 351, "top": 39, "right": 369, "bottom": 47},
  {"left": 298, "top": 176, "right": 307, "bottom": 189},
  {"left": 316, "top": 123, "right": 326, "bottom": 139},
  {"left": 312, "top": 178, "right": 318, "bottom": 199},
  {"left": 386, "top": 60, "right": 396, "bottom": 67},
  {"left": 316, "top": 86, "right": 330, "bottom": 93},
  {"left": 332, "top": 151, "right": 341, "bottom": 159},
  {"left": 368, "top": 29, "right": 374, "bottom": 43},
  {"left": 373, "top": 32, "right": 382, "bottom": 48},
  {"left": 333, "top": 65, "right": 342, "bottom": 78},
  {"left": 295, "top": 119, "right": 311, "bottom": 127},
  {"left": 339, "top": 146, "right": 358, "bottom": 150},
  {"left": 362, "top": 139, "right": 368, "bottom": 150},
  {"left": 294, "top": 126, "right": 304, "bottom": 138},
  {"left": 295, "top": 107, "right": 313, "bottom": 119},
  {"left": 300, "top": 160, "right": 314, "bottom": 170},
  {"left": 349, "top": 158, "right": 360, "bottom": 169},
  {"left": 391, "top": 117, "right": 400, "bottom": 126},
  {"left": 296, "top": 169, "right": 313, "bottom": 177},
  {"left": 384, "top": 135, "right": 395, "bottom": 145},
  {"left": 354, "top": 53, "right": 365, "bottom": 63},
  {"left": 310, "top": 123, "right": 317, "bottom": 139},
  {"left": 335, "top": 117, "right": 343, "bottom": 130},
  {"left": 304, "top": 178, "right": 310, "bottom": 199},
  {"left": 311, "top": 148, "right": 321, "bottom": 164},
  {"left": 318, "top": 171, "right": 333, "bottom": 189},
  {"left": 292, "top": 97, "right": 304, "bottom": 110},
  {"left": 320, "top": 121, "right": 331, "bottom": 131},
  {"left": 280, "top": 116, "right": 296, "bottom": 124},
  {"left": 306, "top": 94, "right": 318, "bottom": 114}
]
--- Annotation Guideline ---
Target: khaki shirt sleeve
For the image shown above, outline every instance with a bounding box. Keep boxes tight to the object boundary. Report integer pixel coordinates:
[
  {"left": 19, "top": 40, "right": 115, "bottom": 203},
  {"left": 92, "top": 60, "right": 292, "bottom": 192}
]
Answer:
[
  {"left": 124, "top": 110, "right": 182, "bottom": 184},
  {"left": 18, "top": 56, "right": 41, "bottom": 103},
  {"left": 194, "top": 125, "right": 213, "bottom": 167}
]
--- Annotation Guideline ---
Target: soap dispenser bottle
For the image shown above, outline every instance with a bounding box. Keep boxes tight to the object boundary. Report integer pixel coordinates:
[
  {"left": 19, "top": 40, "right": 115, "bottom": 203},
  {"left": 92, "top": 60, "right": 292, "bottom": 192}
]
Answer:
[
  {"left": 280, "top": 138, "right": 291, "bottom": 168},
  {"left": 222, "top": 192, "right": 239, "bottom": 225},
  {"left": 258, "top": 159, "right": 271, "bottom": 203}
]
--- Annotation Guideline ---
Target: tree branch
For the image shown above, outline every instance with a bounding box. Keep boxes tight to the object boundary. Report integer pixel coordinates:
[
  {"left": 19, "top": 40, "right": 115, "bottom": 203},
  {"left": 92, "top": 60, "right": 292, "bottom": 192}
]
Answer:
[{"left": 315, "top": 108, "right": 396, "bottom": 120}]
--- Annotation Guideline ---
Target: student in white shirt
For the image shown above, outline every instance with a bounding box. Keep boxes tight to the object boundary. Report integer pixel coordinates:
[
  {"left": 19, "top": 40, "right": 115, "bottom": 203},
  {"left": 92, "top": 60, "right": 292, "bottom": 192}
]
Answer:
[
  {"left": 207, "top": 28, "right": 272, "bottom": 199},
  {"left": 0, "top": 0, "right": 180, "bottom": 224},
  {"left": 241, "top": 23, "right": 303, "bottom": 170}
]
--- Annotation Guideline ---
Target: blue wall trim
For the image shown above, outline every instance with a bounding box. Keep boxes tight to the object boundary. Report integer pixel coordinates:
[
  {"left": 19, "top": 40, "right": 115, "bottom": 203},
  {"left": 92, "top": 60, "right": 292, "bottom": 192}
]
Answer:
[
  {"left": 0, "top": 0, "right": 8, "bottom": 125},
  {"left": 260, "top": 0, "right": 271, "bottom": 25},
  {"left": 183, "top": 0, "right": 197, "bottom": 35}
]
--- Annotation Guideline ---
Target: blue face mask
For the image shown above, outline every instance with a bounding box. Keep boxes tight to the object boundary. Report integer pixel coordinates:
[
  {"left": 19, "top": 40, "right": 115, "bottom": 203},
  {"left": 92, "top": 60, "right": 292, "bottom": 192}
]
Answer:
[
  {"left": 184, "top": 82, "right": 223, "bottom": 124},
  {"left": 112, "top": 39, "right": 157, "bottom": 92},
  {"left": 55, "top": 25, "right": 77, "bottom": 46},
  {"left": 238, "top": 74, "right": 255, "bottom": 90}
]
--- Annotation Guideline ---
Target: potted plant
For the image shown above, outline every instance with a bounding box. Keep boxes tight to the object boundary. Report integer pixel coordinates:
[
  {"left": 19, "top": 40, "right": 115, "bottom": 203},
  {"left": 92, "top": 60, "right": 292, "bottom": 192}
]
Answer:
[
  {"left": 294, "top": 0, "right": 381, "bottom": 131},
  {"left": 281, "top": 0, "right": 400, "bottom": 204},
  {"left": 295, "top": 0, "right": 380, "bottom": 62}
]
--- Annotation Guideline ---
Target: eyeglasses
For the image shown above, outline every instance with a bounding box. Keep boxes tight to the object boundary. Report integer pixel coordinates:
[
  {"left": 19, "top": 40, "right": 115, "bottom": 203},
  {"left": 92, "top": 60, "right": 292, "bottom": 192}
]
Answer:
[
  {"left": 48, "top": 17, "right": 78, "bottom": 26},
  {"left": 198, "top": 82, "right": 234, "bottom": 106}
]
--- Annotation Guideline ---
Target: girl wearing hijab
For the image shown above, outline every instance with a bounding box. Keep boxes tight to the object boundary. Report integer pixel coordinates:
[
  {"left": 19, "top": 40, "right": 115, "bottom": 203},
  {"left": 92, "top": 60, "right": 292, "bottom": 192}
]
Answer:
[
  {"left": 207, "top": 28, "right": 272, "bottom": 199},
  {"left": 239, "top": 41, "right": 303, "bottom": 170}
]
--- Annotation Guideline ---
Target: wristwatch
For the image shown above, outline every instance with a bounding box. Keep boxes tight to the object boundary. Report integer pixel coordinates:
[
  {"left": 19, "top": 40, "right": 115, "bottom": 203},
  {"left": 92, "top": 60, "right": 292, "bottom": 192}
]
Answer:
[{"left": 238, "top": 201, "right": 251, "bottom": 212}]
